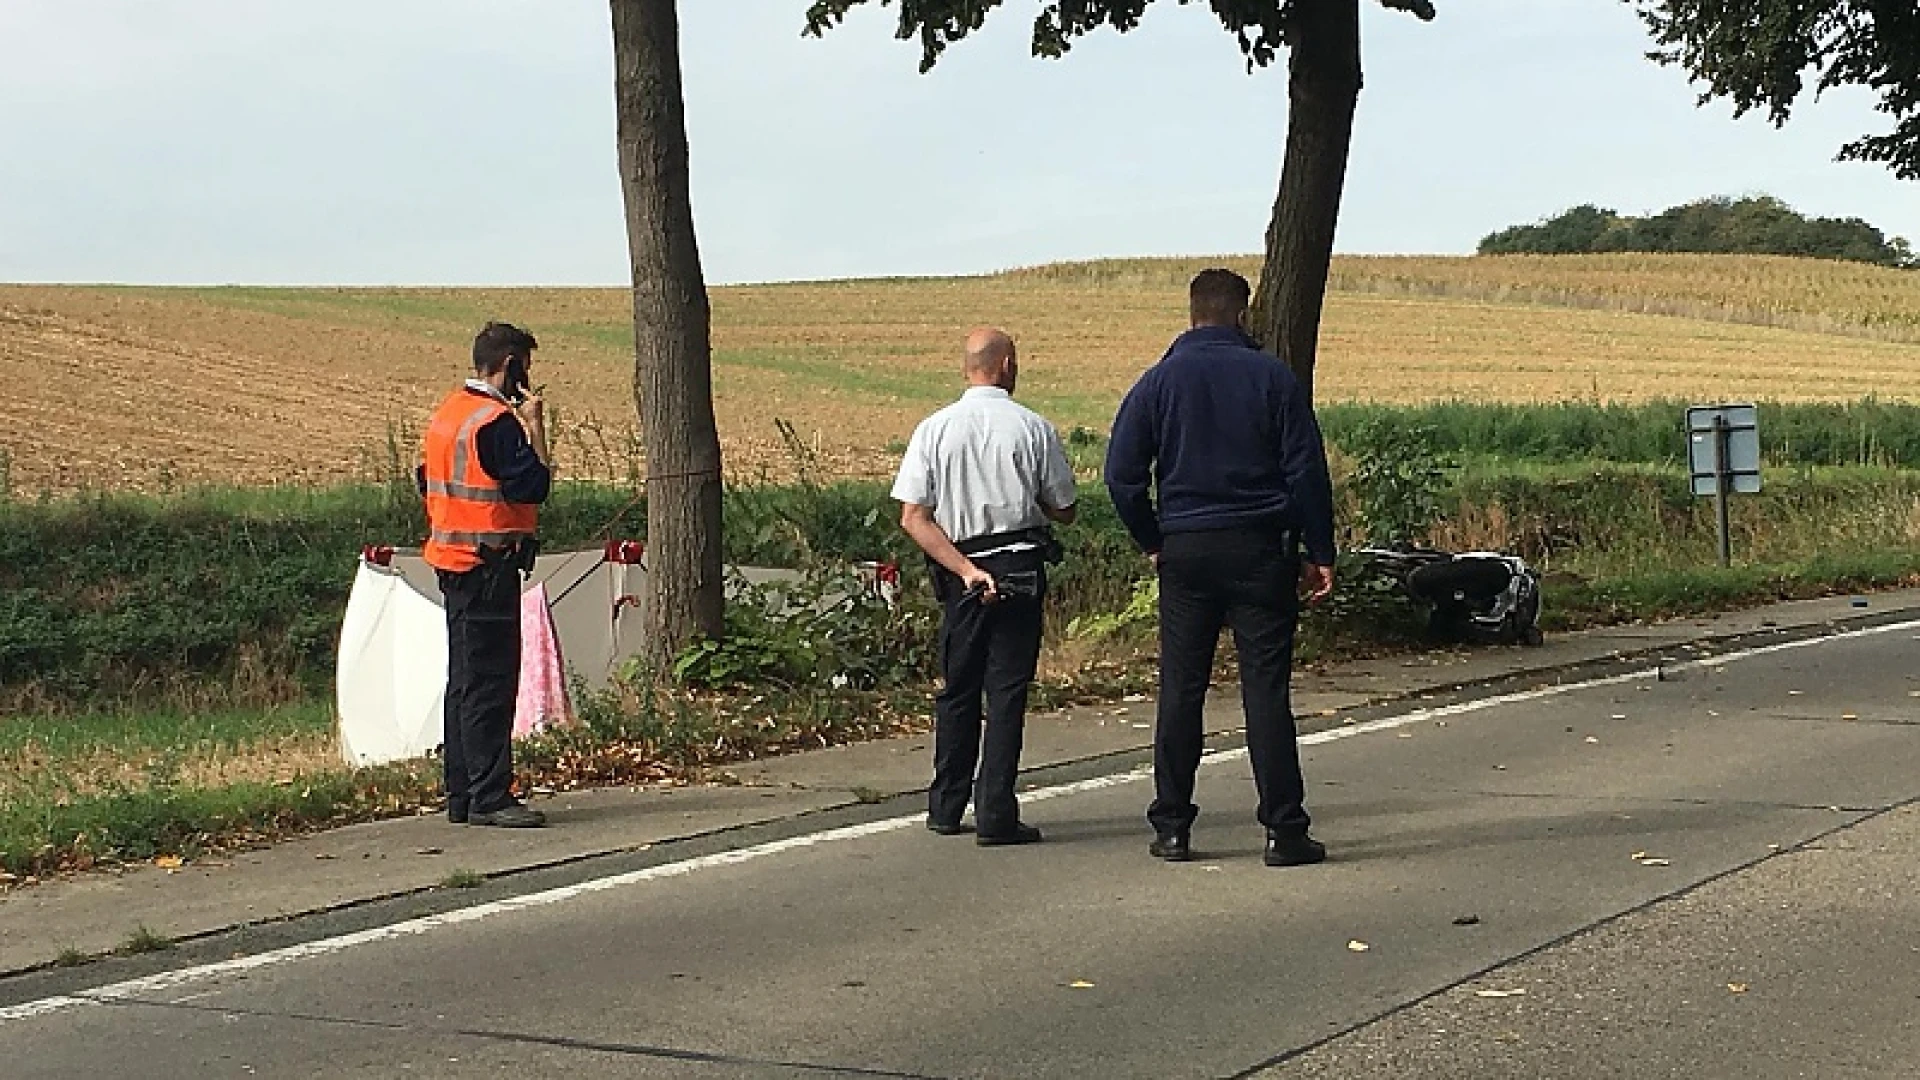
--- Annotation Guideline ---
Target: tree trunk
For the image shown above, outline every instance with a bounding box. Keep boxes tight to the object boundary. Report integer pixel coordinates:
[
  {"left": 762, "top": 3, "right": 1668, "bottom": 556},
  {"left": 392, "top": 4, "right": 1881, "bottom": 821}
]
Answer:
[
  {"left": 611, "top": 0, "right": 724, "bottom": 671},
  {"left": 1249, "top": 0, "right": 1364, "bottom": 404}
]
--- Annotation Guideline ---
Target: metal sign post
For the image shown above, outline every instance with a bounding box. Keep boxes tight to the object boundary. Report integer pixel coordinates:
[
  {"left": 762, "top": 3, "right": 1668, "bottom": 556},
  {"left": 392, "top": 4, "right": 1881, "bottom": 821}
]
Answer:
[{"left": 1686, "top": 404, "right": 1761, "bottom": 567}]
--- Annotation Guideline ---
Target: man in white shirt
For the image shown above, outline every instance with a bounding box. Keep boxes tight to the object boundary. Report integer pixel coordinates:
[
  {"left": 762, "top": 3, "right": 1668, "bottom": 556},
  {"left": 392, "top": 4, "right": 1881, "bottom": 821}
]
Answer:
[{"left": 893, "top": 327, "right": 1079, "bottom": 846}]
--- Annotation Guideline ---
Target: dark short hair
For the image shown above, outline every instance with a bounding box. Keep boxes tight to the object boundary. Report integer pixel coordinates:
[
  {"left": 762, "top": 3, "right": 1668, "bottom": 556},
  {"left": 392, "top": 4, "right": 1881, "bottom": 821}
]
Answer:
[
  {"left": 1189, "top": 269, "right": 1251, "bottom": 326},
  {"left": 472, "top": 322, "right": 538, "bottom": 375}
]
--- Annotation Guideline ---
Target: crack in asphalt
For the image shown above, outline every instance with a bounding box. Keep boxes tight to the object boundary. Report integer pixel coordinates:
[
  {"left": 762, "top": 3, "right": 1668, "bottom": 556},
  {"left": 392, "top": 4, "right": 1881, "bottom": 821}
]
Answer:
[
  {"left": 1217, "top": 790, "right": 1920, "bottom": 1079},
  {"left": 1371, "top": 785, "right": 1893, "bottom": 814},
  {"left": 79, "top": 994, "right": 957, "bottom": 1079},
  {"left": 1758, "top": 712, "right": 1920, "bottom": 727}
]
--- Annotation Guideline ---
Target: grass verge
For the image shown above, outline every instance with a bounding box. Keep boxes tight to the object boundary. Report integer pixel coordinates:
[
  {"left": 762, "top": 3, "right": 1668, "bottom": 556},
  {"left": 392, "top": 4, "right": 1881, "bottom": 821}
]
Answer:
[
  {"left": 3, "top": 463, "right": 1918, "bottom": 885},
  {"left": 5, "top": 550, "right": 1913, "bottom": 886}
]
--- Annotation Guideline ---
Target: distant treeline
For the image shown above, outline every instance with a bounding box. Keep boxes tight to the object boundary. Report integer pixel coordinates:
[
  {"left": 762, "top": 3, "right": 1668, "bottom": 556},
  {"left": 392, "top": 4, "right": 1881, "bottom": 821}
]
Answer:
[{"left": 1478, "top": 196, "right": 1914, "bottom": 268}]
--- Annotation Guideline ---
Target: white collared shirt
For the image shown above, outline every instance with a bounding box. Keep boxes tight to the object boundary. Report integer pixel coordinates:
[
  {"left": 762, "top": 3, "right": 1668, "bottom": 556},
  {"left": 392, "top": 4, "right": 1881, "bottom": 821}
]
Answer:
[
  {"left": 891, "top": 386, "right": 1078, "bottom": 545},
  {"left": 465, "top": 378, "right": 512, "bottom": 405}
]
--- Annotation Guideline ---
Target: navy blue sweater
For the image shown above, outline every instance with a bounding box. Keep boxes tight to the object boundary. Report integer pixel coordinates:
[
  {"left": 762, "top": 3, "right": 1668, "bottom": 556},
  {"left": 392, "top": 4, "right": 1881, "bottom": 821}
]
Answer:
[{"left": 1104, "top": 326, "right": 1337, "bottom": 565}]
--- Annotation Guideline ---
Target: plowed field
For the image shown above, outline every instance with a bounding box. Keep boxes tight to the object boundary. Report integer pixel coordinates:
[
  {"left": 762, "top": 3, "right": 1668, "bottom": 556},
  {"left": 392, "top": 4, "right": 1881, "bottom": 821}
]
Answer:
[{"left": 4, "top": 254, "right": 1919, "bottom": 494}]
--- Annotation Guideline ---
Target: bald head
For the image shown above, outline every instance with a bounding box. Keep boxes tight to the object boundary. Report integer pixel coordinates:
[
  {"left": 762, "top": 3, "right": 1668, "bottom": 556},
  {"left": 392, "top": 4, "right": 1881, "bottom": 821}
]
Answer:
[{"left": 963, "top": 327, "right": 1018, "bottom": 392}]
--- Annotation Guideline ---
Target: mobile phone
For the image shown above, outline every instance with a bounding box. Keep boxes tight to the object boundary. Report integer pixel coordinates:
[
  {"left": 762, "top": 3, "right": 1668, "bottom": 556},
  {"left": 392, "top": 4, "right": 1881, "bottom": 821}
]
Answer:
[{"left": 505, "top": 356, "right": 531, "bottom": 404}]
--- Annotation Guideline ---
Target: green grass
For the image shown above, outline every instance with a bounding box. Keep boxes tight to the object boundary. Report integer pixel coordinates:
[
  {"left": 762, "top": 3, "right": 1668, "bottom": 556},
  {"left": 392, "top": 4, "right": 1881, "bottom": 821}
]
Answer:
[
  {"left": 1034, "top": 398, "right": 1920, "bottom": 469},
  {"left": 0, "top": 480, "right": 655, "bottom": 710},
  {"left": 0, "top": 702, "right": 331, "bottom": 760},
  {"left": 175, "top": 286, "right": 506, "bottom": 327},
  {"left": 1545, "top": 549, "right": 1920, "bottom": 627},
  {"left": 1441, "top": 464, "right": 1920, "bottom": 578},
  {"left": 1317, "top": 399, "right": 1920, "bottom": 468},
  {"left": 720, "top": 347, "right": 954, "bottom": 404},
  {"left": 440, "top": 869, "right": 486, "bottom": 890},
  {"left": 117, "top": 924, "right": 173, "bottom": 955},
  {"left": 0, "top": 761, "right": 436, "bottom": 879}
]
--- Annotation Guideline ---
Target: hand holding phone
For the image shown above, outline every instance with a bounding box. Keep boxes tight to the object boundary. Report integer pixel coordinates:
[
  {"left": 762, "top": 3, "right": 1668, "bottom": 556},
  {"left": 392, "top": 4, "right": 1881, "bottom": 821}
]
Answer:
[
  {"left": 504, "top": 355, "right": 532, "bottom": 404},
  {"left": 511, "top": 375, "right": 550, "bottom": 466},
  {"left": 516, "top": 392, "right": 545, "bottom": 425},
  {"left": 959, "top": 565, "right": 998, "bottom": 604}
]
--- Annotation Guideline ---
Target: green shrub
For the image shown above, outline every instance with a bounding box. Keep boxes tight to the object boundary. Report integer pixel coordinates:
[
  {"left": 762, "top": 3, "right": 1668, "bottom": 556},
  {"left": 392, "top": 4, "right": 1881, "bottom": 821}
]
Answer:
[
  {"left": 671, "top": 567, "right": 937, "bottom": 691},
  {"left": 1342, "top": 418, "right": 1451, "bottom": 546},
  {"left": 1066, "top": 575, "right": 1158, "bottom": 641}
]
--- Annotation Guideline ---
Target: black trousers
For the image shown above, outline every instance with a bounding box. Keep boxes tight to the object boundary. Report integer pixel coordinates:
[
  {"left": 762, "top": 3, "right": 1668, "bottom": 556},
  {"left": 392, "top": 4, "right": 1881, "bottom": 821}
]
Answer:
[
  {"left": 929, "top": 553, "right": 1046, "bottom": 836},
  {"left": 1149, "top": 527, "right": 1311, "bottom": 836},
  {"left": 439, "top": 560, "right": 522, "bottom": 815}
]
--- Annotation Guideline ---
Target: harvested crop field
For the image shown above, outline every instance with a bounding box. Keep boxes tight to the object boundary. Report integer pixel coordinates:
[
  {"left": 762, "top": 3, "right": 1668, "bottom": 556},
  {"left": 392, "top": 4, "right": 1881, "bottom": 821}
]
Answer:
[{"left": 4, "top": 253, "right": 1919, "bottom": 494}]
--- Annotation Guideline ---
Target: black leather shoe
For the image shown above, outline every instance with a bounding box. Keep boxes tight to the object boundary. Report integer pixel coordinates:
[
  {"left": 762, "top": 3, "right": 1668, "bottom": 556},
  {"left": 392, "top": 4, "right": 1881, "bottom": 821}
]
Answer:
[
  {"left": 470, "top": 803, "right": 547, "bottom": 828},
  {"left": 1149, "top": 832, "right": 1193, "bottom": 862},
  {"left": 976, "top": 823, "right": 1043, "bottom": 847},
  {"left": 1264, "top": 830, "right": 1326, "bottom": 867},
  {"left": 447, "top": 801, "right": 469, "bottom": 825},
  {"left": 926, "top": 819, "right": 973, "bottom": 836}
]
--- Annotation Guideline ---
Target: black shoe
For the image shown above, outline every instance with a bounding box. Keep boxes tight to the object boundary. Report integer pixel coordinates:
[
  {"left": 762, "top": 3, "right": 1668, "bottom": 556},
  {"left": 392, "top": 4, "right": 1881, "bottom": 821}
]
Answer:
[
  {"left": 976, "top": 823, "right": 1043, "bottom": 847},
  {"left": 926, "top": 819, "right": 973, "bottom": 836},
  {"left": 1149, "top": 832, "right": 1193, "bottom": 862},
  {"left": 470, "top": 803, "right": 547, "bottom": 829},
  {"left": 447, "top": 801, "right": 469, "bottom": 825},
  {"left": 1264, "top": 829, "right": 1326, "bottom": 867}
]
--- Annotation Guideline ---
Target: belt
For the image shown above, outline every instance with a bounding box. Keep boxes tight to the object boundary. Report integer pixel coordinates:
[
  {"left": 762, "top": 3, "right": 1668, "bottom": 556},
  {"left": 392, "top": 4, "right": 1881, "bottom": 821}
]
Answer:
[{"left": 955, "top": 528, "right": 1054, "bottom": 558}]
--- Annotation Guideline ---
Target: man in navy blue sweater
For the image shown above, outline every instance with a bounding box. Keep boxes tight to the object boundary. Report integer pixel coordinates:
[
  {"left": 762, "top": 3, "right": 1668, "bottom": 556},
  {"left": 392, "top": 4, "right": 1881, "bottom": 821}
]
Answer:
[{"left": 1105, "top": 269, "right": 1337, "bottom": 867}]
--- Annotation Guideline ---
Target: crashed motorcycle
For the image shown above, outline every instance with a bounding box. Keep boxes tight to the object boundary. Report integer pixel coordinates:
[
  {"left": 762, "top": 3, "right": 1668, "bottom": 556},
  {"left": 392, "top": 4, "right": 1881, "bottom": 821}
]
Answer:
[{"left": 1354, "top": 546, "right": 1545, "bottom": 647}]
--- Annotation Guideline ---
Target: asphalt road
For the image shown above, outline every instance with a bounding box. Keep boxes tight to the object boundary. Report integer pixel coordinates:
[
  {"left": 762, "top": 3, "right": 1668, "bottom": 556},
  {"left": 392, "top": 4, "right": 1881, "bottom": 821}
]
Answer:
[{"left": 6, "top": 619, "right": 1919, "bottom": 1078}]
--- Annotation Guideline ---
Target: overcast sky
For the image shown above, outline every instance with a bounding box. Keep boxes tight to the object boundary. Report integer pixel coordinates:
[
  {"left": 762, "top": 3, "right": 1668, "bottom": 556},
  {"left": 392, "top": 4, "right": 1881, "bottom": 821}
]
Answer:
[{"left": 2, "top": 0, "right": 1913, "bottom": 286}]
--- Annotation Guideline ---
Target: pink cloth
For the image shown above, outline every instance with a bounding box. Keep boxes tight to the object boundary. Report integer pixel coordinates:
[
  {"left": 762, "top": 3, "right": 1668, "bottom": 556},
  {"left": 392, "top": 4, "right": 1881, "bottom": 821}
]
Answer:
[{"left": 514, "top": 583, "right": 574, "bottom": 738}]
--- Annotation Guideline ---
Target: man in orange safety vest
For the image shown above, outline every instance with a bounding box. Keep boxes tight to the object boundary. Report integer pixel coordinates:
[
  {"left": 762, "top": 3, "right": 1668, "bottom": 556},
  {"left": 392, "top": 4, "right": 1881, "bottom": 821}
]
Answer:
[{"left": 418, "top": 322, "right": 553, "bottom": 828}]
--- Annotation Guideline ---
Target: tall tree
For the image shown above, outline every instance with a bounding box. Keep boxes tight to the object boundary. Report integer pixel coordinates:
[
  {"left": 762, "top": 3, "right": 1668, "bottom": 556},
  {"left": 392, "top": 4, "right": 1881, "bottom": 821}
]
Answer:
[
  {"left": 1633, "top": 1, "right": 1920, "bottom": 181},
  {"left": 802, "top": 0, "right": 1437, "bottom": 402},
  {"left": 611, "top": 0, "right": 725, "bottom": 669}
]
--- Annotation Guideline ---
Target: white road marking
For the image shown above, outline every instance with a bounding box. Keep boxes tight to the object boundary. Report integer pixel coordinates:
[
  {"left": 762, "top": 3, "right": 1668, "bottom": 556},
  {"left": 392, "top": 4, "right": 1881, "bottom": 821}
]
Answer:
[{"left": 5, "top": 616, "right": 1916, "bottom": 1026}]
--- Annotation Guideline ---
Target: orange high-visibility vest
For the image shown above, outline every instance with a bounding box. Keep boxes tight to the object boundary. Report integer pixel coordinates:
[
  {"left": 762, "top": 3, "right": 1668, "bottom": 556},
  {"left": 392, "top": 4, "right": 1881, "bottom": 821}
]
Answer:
[{"left": 421, "top": 390, "right": 539, "bottom": 573}]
